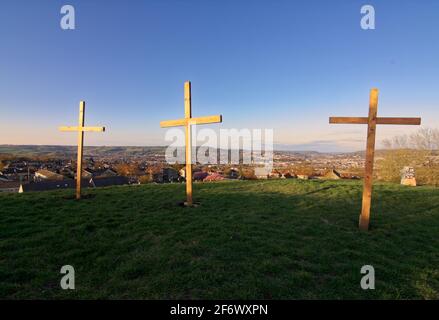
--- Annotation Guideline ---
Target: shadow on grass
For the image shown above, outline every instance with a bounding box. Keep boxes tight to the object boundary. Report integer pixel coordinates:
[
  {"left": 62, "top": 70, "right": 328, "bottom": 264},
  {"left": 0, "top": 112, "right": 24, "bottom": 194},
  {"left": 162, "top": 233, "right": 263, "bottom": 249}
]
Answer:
[
  {"left": 0, "top": 180, "right": 438, "bottom": 299},
  {"left": 295, "top": 184, "right": 340, "bottom": 196}
]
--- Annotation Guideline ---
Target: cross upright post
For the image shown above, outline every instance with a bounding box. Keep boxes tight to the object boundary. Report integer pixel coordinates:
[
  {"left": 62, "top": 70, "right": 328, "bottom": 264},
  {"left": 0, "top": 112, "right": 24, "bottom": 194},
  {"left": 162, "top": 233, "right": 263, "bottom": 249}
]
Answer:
[
  {"left": 329, "top": 89, "right": 421, "bottom": 231},
  {"left": 184, "top": 81, "right": 193, "bottom": 205}
]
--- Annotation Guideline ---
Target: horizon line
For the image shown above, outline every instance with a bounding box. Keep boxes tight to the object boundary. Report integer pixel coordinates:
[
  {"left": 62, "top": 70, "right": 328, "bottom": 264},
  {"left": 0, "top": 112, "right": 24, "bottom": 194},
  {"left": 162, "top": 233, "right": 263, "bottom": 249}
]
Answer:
[{"left": 0, "top": 143, "right": 379, "bottom": 154}]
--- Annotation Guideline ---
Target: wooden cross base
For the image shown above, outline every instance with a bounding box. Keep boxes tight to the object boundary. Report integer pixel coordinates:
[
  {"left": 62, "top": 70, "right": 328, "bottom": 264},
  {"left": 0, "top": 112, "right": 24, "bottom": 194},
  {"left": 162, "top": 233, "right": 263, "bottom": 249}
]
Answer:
[
  {"left": 359, "top": 215, "right": 370, "bottom": 231},
  {"left": 179, "top": 201, "right": 201, "bottom": 208}
]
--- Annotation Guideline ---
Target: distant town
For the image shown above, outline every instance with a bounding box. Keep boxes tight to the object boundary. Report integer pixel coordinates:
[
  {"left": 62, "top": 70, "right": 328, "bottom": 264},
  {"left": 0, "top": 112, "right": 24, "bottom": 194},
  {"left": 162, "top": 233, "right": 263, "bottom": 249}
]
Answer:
[{"left": 0, "top": 145, "right": 374, "bottom": 193}]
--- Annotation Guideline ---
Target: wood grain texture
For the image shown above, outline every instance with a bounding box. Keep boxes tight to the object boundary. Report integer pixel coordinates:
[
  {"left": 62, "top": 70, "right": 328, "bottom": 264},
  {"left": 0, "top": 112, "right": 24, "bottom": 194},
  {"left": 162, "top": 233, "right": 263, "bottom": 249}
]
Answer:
[
  {"left": 359, "top": 89, "right": 379, "bottom": 231},
  {"left": 160, "top": 115, "right": 222, "bottom": 128},
  {"left": 59, "top": 126, "right": 105, "bottom": 132},
  {"left": 329, "top": 117, "right": 421, "bottom": 125},
  {"left": 185, "top": 81, "right": 193, "bottom": 206}
]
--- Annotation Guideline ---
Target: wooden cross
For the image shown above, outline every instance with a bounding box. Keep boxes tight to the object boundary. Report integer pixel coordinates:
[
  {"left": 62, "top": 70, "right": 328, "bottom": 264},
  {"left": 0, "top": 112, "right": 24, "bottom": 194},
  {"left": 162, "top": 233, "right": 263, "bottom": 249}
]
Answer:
[
  {"left": 160, "top": 81, "right": 222, "bottom": 206},
  {"left": 59, "top": 101, "right": 105, "bottom": 199},
  {"left": 329, "top": 88, "right": 421, "bottom": 231}
]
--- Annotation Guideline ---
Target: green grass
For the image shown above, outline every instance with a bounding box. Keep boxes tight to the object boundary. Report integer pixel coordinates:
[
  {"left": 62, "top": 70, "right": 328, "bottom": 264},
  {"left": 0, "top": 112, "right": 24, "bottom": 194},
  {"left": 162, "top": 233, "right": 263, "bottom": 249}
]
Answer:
[{"left": 0, "top": 179, "right": 438, "bottom": 299}]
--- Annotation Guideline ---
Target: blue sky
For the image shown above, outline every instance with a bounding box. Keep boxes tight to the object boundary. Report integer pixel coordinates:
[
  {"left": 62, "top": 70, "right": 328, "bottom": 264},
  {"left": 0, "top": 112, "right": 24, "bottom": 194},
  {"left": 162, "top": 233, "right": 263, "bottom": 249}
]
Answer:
[{"left": 0, "top": 0, "right": 438, "bottom": 151}]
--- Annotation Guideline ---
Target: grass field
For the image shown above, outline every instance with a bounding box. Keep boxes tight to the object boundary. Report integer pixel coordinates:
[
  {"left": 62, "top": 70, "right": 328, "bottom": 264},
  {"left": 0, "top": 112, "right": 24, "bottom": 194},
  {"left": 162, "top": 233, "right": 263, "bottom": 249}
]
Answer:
[{"left": 0, "top": 179, "right": 438, "bottom": 299}]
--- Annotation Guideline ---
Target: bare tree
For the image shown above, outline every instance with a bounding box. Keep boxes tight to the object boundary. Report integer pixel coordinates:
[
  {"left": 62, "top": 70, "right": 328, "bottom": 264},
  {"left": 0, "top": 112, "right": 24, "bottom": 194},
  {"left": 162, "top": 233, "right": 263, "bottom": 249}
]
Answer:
[
  {"left": 383, "top": 127, "right": 439, "bottom": 150},
  {"left": 409, "top": 127, "right": 439, "bottom": 150},
  {"left": 378, "top": 128, "right": 439, "bottom": 185}
]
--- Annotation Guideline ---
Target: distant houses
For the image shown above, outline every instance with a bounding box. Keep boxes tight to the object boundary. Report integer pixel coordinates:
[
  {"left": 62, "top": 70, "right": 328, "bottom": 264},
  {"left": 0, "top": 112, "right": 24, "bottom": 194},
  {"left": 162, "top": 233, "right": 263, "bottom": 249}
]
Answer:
[
  {"left": 0, "top": 161, "right": 131, "bottom": 194},
  {"left": 227, "top": 168, "right": 240, "bottom": 179},
  {"left": 254, "top": 167, "right": 272, "bottom": 179},
  {"left": 0, "top": 166, "right": 31, "bottom": 182},
  {"left": 254, "top": 167, "right": 290, "bottom": 179},
  {"left": 0, "top": 173, "right": 9, "bottom": 182},
  {"left": 193, "top": 171, "right": 209, "bottom": 181},
  {"left": 162, "top": 168, "right": 180, "bottom": 182},
  {"left": 319, "top": 169, "right": 360, "bottom": 180},
  {"left": 90, "top": 176, "right": 130, "bottom": 188},
  {"left": 204, "top": 173, "right": 225, "bottom": 182},
  {"left": 251, "top": 167, "right": 361, "bottom": 181},
  {"left": 320, "top": 169, "right": 342, "bottom": 180},
  {"left": 150, "top": 167, "right": 180, "bottom": 183},
  {"left": 19, "top": 180, "right": 87, "bottom": 193},
  {"left": 1, "top": 153, "right": 366, "bottom": 195},
  {"left": 0, "top": 181, "right": 20, "bottom": 193},
  {"left": 2, "top": 166, "right": 362, "bottom": 194},
  {"left": 19, "top": 176, "right": 131, "bottom": 193},
  {"left": 34, "top": 169, "right": 65, "bottom": 181},
  {"left": 81, "top": 168, "right": 118, "bottom": 179}
]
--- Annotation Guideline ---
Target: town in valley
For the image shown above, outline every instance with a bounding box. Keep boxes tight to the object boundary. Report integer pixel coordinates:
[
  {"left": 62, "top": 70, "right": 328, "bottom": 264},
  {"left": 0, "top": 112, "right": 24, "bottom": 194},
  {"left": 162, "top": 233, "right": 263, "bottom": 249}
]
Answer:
[{"left": 0, "top": 145, "right": 368, "bottom": 193}]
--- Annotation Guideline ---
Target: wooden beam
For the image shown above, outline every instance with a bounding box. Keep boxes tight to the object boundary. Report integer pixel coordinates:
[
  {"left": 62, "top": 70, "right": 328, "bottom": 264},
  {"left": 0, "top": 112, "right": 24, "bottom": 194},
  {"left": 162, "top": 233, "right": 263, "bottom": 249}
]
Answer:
[
  {"left": 329, "top": 117, "right": 368, "bottom": 124},
  {"left": 160, "top": 119, "right": 187, "bottom": 128},
  {"left": 160, "top": 115, "right": 222, "bottom": 128},
  {"left": 189, "top": 115, "right": 222, "bottom": 125},
  {"left": 359, "top": 89, "right": 379, "bottom": 231},
  {"left": 377, "top": 117, "right": 421, "bottom": 125},
  {"left": 330, "top": 117, "right": 421, "bottom": 125},
  {"left": 184, "top": 81, "right": 193, "bottom": 206},
  {"left": 59, "top": 126, "right": 106, "bottom": 132},
  {"left": 76, "top": 101, "right": 85, "bottom": 200}
]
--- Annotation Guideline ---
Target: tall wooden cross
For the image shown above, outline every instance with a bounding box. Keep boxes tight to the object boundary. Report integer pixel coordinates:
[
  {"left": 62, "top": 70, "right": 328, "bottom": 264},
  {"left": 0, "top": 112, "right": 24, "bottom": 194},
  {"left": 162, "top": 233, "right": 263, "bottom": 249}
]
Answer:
[
  {"left": 329, "top": 88, "right": 421, "bottom": 231},
  {"left": 160, "top": 81, "right": 222, "bottom": 206},
  {"left": 59, "top": 101, "right": 105, "bottom": 200}
]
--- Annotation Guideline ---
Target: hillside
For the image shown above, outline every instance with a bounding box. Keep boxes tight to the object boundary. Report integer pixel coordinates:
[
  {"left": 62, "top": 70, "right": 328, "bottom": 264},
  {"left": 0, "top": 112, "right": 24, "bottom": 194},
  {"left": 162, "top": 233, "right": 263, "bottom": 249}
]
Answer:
[
  {"left": 0, "top": 145, "right": 166, "bottom": 159},
  {"left": 0, "top": 180, "right": 438, "bottom": 299}
]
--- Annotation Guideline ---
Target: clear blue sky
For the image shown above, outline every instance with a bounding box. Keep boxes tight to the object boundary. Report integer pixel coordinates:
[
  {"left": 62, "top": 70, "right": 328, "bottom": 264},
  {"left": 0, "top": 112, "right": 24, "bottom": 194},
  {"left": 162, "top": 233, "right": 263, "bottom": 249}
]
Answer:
[{"left": 0, "top": 0, "right": 438, "bottom": 151}]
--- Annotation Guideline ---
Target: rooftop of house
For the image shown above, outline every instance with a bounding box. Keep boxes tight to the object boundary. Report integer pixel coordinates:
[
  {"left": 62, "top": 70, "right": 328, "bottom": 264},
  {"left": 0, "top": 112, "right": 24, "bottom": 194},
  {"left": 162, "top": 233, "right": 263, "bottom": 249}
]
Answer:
[
  {"left": 254, "top": 167, "right": 272, "bottom": 176},
  {"left": 204, "top": 173, "right": 225, "bottom": 181},
  {"left": 90, "top": 176, "right": 130, "bottom": 188},
  {"left": 193, "top": 172, "right": 209, "bottom": 180},
  {"left": 35, "top": 169, "right": 64, "bottom": 179},
  {"left": 20, "top": 179, "right": 84, "bottom": 192},
  {"left": 0, "top": 181, "right": 21, "bottom": 189}
]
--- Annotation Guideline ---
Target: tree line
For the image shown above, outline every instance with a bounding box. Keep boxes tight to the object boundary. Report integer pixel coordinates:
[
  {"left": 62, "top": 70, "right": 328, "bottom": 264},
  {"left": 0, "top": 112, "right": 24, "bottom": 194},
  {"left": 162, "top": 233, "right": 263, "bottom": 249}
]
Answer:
[{"left": 378, "top": 128, "right": 439, "bottom": 186}]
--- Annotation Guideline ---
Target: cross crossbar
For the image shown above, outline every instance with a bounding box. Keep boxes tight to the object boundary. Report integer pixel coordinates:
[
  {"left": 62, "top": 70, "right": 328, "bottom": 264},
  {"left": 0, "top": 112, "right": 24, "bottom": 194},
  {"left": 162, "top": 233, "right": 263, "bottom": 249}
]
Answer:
[
  {"left": 160, "top": 115, "right": 222, "bottom": 128},
  {"left": 59, "top": 126, "right": 106, "bottom": 132},
  {"left": 329, "top": 117, "right": 421, "bottom": 125}
]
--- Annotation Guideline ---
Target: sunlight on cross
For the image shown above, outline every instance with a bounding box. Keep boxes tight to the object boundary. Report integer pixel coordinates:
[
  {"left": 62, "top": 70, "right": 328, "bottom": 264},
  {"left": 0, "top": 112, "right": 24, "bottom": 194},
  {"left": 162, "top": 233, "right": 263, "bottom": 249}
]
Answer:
[
  {"left": 59, "top": 101, "right": 105, "bottom": 200},
  {"left": 160, "top": 81, "right": 222, "bottom": 206},
  {"left": 329, "top": 89, "right": 421, "bottom": 231}
]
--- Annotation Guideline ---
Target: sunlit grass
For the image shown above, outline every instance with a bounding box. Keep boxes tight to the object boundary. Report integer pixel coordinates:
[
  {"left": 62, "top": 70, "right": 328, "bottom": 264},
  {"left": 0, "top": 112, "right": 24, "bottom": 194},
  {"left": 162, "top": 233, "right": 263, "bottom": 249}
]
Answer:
[{"left": 0, "top": 179, "right": 438, "bottom": 299}]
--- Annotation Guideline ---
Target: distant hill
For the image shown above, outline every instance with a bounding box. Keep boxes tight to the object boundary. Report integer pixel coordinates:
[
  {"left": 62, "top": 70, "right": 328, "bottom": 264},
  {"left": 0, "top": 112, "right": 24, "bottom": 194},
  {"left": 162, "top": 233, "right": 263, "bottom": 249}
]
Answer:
[
  {"left": 0, "top": 144, "right": 367, "bottom": 157},
  {"left": 0, "top": 145, "right": 167, "bottom": 159},
  {"left": 0, "top": 145, "right": 400, "bottom": 162}
]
